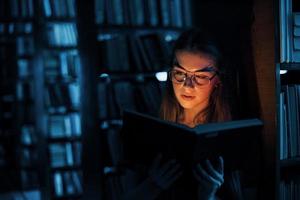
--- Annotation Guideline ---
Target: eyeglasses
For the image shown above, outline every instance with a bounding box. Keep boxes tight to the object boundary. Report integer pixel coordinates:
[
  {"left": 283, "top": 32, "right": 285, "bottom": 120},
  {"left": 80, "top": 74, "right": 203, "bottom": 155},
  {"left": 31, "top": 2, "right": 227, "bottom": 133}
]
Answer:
[{"left": 168, "top": 67, "right": 219, "bottom": 86}]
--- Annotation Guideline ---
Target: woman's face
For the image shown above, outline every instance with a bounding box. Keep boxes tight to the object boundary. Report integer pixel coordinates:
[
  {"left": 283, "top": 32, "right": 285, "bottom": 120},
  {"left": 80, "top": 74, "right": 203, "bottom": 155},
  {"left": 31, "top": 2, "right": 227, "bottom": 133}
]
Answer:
[{"left": 171, "top": 51, "right": 220, "bottom": 112}]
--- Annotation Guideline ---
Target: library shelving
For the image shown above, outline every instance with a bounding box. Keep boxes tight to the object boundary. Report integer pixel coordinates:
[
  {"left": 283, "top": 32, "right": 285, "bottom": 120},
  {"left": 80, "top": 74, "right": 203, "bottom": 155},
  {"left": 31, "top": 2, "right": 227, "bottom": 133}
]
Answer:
[
  {"left": 276, "top": 0, "right": 300, "bottom": 199},
  {"left": 34, "top": 0, "right": 83, "bottom": 199}
]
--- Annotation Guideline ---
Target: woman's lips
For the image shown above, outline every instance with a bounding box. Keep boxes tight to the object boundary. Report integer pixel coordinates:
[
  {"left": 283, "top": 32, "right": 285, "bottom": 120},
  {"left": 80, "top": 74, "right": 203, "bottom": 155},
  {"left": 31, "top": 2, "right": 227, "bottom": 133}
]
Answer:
[{"left": 181, "top": 94, "right": 195, "bottom": 100}]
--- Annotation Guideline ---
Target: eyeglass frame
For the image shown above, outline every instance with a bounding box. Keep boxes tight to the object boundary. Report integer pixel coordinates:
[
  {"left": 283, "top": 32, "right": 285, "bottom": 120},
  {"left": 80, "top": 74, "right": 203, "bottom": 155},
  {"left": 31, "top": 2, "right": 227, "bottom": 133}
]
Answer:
[{"left": 168, "top": 62, "right": 219, "bottom": 86}]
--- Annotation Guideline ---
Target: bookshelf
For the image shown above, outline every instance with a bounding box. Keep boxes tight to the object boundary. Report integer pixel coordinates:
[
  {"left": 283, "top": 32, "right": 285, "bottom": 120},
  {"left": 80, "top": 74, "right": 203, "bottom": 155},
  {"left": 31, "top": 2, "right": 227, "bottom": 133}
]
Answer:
[
  {"left": 34, "top": 0, "right": 83, "bottom": 199},
  {"left": 0, "top": 0, "right": 40, "bottom": 193},
  {"left": 276, "top": 0, "right": 300, "bottom": 198}
]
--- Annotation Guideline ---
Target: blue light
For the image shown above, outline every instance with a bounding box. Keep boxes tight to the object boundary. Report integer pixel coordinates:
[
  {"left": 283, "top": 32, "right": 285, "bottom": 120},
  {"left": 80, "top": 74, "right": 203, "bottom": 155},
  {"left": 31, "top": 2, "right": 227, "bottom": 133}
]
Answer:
[
  {"left": 155, "top": 72, "right": 168, "bottom": 81},
  {"left": 280, "top": 70, "right": 287, "bottom": 74}
]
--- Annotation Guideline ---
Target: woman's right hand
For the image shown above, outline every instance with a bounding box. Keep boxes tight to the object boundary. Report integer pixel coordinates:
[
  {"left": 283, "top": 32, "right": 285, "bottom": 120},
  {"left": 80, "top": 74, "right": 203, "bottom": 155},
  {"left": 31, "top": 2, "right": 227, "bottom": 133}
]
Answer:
[{"left": 148, "top": 154, "right": 183, "bottom": 190}]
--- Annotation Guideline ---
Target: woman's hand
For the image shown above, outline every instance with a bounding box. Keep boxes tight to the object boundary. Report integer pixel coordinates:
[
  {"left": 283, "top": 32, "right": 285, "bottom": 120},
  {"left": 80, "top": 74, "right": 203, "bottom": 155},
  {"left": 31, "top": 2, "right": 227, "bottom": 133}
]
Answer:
[
  {"left": 148, "top": 154, "right": 183, "bottom": 190},
  {"left": 193, "top": 156, "right": 224, "bottom": 199}
]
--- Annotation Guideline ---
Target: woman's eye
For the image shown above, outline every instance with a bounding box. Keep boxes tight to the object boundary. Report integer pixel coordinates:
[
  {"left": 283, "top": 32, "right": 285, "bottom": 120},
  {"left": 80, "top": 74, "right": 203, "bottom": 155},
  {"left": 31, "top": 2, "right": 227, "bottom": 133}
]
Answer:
[
  {"left": 174, "top": 71, "right": 185, "bottom": 76},
  {"left": 195, "top": 75, "right": 209, "bottom": 79}
]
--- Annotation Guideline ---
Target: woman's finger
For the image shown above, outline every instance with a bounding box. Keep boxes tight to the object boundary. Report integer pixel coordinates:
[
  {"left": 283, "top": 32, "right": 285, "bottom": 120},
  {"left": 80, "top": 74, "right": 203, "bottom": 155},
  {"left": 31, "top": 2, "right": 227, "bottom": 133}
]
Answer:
[
  {"left": 195, "top": 163, "right": 222, "bottom": 187},
  {"left": 215, "top": 156, "right": 224, "bottom": 173},
  {"left": 205, "top": 159, "right": 224, "bottom": 183}
]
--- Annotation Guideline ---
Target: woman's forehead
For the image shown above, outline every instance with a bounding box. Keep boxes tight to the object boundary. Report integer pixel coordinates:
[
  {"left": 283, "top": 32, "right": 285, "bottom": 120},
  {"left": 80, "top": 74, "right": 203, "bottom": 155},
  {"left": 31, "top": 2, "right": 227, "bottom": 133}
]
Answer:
[{"left": 175, "top": 51, "right": 216, "bottom": 71}]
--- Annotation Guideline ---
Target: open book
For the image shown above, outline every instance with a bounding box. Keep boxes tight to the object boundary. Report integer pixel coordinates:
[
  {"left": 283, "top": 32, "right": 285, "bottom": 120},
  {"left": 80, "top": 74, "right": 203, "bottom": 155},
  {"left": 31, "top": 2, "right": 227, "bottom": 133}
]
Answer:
[{"left": 121, "top": 110, "right": 263, "bottom": 170}]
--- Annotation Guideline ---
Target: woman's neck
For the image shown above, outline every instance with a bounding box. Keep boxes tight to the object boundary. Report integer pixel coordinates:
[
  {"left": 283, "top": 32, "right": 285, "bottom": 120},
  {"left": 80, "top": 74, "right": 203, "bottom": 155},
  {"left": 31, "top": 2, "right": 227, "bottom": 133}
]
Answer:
[{"left": 180, "top": 109, "right": 204, "bottom": 128}]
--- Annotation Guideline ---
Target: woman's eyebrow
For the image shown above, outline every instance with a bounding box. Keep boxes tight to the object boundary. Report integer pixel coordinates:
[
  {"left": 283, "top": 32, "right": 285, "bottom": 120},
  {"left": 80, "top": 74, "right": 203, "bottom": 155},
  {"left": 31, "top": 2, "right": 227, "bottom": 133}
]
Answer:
[{"left": 174, "top": 62, "right": 215, "bottom": 73}]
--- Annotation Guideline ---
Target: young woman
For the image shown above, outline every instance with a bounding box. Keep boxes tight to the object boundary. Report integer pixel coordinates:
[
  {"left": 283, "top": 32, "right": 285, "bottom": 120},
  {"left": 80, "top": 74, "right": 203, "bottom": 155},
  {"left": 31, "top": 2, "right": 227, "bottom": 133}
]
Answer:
[{"left": 121, "top": 29, "right": 235, "bottom": 200}]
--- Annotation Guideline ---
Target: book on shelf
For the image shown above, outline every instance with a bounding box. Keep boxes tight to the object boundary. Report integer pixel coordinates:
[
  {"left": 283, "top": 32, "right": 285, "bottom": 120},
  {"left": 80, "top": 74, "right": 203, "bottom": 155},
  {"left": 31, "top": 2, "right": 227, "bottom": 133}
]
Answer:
[
  {"left": 20, "top": 125, "right": 36, "bottom": 145},
  {"left": 49, "top": 142, "right": 80, "bottom": 167},
  {"left": 48, "top": 114, "right": 81, "bottom": 138},
  {"left": 121, "top": 110, "right": 263, "bottom": 170},
  {"left": 9, "top": 0, "right": 34, "bottom": 18},
  {"left": 53, "top": 171, "right": 82, "bottom": 197},
  {"left": 43, "top": 0, "right": 76, "bottom": 18},
  {"left": 98, "top": 33, "right": 175, "bottom": 73},
  {"left": 46, "top": 23, "right": 77, "bottom": 47},
  {"left": 94, "top": 0, "right": 191, "bottom": 27},
  {"left": 45, "top": 83, "right": 80, "bottom": 112},
  {"left": 17, "top": 59, "right": 31, "bottom": 78},
  {"left": 280, "top": 85, "right": 300, "bottom": 159},
  {"left": 44, "top": 50, "right": 81, "bottom": 79},
  {"left": 53, "top": 172, "right": 64, "bottom": 197},
  {"left": 0, "top": 22, "right": 33, "bottom": 35},
  {"left": 98, "top": 80, "right": 163, "bottom": 120},
  {"left": 16, "top": 36, "right": 34, "bottom": 56},
  {"left": 280, "top": 179, "right": 300, "bottom": 200},
  {"left": 145, "top": 0, "right": 159, "bottom": 26},
  {"left": 98, "top": 35, "right": 130, "bottom": 72},
  {"left": 279, "top": 0, "right": 300, "bottom": 62}
]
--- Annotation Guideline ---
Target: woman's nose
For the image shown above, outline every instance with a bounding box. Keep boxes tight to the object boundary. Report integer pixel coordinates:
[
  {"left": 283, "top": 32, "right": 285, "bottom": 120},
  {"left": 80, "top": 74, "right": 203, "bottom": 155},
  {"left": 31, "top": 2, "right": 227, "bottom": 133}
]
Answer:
[{"left": 183, "top": 76, "right": 195, "bottom": 88}]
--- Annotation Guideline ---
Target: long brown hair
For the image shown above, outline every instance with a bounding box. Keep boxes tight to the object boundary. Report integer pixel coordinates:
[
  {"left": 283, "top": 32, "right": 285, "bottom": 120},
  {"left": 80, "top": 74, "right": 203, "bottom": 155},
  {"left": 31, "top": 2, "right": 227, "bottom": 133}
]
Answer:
[{"left": 160, "top": 29, "right": 232, "bottom": 124}]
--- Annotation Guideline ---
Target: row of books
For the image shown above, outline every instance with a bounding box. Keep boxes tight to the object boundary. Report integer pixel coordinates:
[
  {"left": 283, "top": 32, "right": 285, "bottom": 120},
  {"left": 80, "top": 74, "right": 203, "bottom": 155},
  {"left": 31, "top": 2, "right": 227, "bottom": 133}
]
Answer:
[
  {"left": 95, "top": 0, "right": 192, "bottom": 27},
  {"left": 97, "top": 80, "right": 164, "bottom": 120},
  {"left": 279, "top": 84, "right": 300, "bottom": 159},
  {"left": 44, "top": 50, "right": 81, "bottom": 79},
  {"left": 45, "top": 82, "right": 80, "bottom": 113},
  {"left": 43, "top": 0, "right": 76, "bottom": 18},
  {"left": 49, "top": 142, "right": 81, "bottom": 167},
  {"left": 98, "top": 33, "right": 177, "bottom": 72},
  {"left": 48, "top": 114, "right": 81, "bottom": 138},
  {"left": 46, "top": 23, "right": 78, "bottom": 47},
  {"left": 280, "top": 180, "right": 300, "bottom": 200},
  {"left": 16, "top": 36, "right": 34, "bottom": 56},
  {"left": 279, "top": 0, "right": 300, "bottom": 63},
  {"left": 52, "top": 170, "right": 82, "bottom": 197},
  {"left": 3, "top": 0, "right": 34, "bottom": 18},
  {"left": 0, "top": 22, "right": 33, "bottom": 35}
]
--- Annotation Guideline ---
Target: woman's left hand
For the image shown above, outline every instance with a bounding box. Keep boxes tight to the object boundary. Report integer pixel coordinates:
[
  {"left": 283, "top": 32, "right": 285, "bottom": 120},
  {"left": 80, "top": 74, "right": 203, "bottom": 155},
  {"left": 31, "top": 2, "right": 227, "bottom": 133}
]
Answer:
[{"left": 193, "top": 156, "right": 224, "bottom": 199}]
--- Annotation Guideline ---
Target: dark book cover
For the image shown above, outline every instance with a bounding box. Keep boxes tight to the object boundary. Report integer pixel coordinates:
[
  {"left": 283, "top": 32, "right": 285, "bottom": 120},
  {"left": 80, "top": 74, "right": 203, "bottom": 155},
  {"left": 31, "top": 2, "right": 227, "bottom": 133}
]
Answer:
[{"left": 121, "top": 110, "right": 263, "bottom": 171}]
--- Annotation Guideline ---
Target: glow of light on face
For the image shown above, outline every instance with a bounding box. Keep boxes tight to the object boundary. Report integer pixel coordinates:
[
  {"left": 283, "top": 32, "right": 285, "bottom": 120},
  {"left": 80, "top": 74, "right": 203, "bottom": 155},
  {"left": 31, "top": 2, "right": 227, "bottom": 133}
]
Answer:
[
  {"left": 280, "top": 70, "right": 287, "bottom": 75},
  {"left": 155, "top": 71, "right": 168, "bottom": 81}
]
